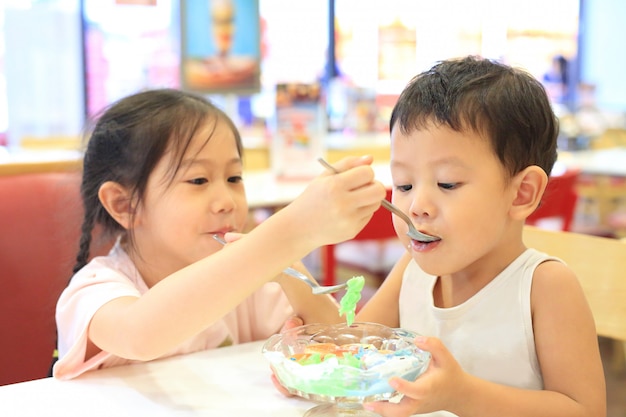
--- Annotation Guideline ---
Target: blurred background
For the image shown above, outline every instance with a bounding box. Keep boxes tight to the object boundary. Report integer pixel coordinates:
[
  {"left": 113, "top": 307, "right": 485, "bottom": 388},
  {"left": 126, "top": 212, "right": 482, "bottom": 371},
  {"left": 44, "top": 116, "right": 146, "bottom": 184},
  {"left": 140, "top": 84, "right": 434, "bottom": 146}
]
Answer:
[
  {"left": 0, "top": 3, "right": 624, "bottom": 412},
  {"left": 1, "top": 0, "right": 624, "bottom": 150}
]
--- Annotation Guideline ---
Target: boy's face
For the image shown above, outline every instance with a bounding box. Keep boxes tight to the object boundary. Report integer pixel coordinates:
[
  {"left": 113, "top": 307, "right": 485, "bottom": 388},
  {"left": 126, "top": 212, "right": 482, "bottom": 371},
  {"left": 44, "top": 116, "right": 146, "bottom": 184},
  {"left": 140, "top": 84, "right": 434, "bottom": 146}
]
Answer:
[
  {"left": 390, "top": 123, "right": 521, "bottom": 277},
  {"left": 130, "top": 118, "right": 248, "bottom": 284}
]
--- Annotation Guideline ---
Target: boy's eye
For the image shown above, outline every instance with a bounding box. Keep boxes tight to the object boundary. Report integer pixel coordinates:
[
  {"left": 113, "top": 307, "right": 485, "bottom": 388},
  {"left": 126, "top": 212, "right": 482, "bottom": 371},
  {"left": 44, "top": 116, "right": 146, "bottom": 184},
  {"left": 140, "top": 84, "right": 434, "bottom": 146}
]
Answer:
[
  {"left": 438, "top": 182, "right": 459, "bottom": 190},
  {"left": 228, "top": 175, "right": 243, "bottom": 184},
  {"left": 188, "top": 178, "right": 208, "bottom": 185}
]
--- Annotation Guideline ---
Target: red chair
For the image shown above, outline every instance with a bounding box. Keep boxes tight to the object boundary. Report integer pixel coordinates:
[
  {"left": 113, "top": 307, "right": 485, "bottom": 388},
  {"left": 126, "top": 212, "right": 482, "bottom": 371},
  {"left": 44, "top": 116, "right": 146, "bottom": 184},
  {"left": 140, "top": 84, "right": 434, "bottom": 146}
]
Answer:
[
  {"left": 526, "top": 168, "right": 581, "bottom": 231},
  {"left": 321, "top": 189, "right": 398, "bottom": 286},
  {"left": 0, "top": 171, "right": 111, "bottom": 385}
]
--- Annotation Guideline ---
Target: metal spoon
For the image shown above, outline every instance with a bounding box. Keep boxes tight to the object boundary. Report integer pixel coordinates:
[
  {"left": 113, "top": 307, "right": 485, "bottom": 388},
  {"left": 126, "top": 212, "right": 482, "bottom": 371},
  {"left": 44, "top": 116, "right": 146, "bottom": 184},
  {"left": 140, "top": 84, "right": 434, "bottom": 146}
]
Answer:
[
  {"left": 212, "top": 234, "right": 348, "bottom": 295},
  {"left": 317, "top": 158, "right": 440, "bottom": 243}
]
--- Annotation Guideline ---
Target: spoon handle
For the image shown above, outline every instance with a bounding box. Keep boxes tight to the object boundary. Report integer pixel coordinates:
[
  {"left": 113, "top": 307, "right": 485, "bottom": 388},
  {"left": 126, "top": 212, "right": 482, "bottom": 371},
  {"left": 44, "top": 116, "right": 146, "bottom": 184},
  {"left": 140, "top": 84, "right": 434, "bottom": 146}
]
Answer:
[
  {"left": 380, "top": 199, "right": 411, "bottom": 224},
  {"left": 317, "top": 158, "right": 439, "bottom": 243},
  {"left": 211, "top": 234, "right": 346, "bottom": 294}
]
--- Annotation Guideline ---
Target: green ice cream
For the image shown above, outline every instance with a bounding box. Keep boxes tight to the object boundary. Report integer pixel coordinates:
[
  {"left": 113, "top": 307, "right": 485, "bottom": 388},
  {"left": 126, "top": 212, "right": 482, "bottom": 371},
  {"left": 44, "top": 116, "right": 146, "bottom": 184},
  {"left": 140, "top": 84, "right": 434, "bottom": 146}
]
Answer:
[{"left": 339, "top": 276, "right": 365, "bottom": 325}]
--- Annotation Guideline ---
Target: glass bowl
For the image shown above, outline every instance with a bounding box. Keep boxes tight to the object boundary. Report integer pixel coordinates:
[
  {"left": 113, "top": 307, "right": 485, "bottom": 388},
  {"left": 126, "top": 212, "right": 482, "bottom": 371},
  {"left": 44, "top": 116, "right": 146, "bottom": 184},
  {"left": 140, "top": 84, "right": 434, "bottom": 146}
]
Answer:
[{"left": 262, "top": 322, "right": 431, "bottom": 416}]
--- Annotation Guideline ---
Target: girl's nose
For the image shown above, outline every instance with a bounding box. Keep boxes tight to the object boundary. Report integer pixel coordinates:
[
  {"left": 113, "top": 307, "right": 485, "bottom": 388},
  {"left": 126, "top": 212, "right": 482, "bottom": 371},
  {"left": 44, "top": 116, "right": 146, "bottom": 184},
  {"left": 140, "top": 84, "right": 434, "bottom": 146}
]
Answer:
[{"left": 211, "top": 185, "right": 237, "bottom": 213}]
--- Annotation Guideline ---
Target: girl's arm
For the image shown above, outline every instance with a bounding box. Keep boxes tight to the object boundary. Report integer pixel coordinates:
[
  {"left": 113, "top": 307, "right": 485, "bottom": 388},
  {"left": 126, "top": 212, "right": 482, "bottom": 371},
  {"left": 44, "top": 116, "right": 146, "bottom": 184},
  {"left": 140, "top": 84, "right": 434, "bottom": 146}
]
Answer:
[
  {"left": 87, "top": 156, "right": 386, "bottom": 361},
  {"left": 218, "top": 233, "right": 341, "bottom": 325},
  {"left": 355, "top": 251, "right": 412, "bottom": 327},
  {"left": 365, "top": 260, "right": 606, "bottom": 417}
]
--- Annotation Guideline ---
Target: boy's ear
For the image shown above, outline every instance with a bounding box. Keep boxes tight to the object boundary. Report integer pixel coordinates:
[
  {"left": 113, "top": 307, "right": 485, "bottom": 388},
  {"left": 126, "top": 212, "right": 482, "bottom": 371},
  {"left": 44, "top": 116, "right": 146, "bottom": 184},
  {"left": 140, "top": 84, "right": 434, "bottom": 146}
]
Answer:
[
  {"left": 98, "top": 181, "right": 134, "bottom": 230},
  {"left": 509, "top": 166, "right": 548, "bottom": 220}
]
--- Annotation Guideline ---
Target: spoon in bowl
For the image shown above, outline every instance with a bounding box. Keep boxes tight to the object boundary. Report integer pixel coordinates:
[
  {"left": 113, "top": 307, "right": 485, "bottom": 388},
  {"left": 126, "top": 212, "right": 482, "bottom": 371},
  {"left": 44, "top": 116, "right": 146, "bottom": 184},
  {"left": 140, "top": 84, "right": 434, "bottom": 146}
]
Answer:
[{"left": 317, "top": 158, "right": 440, "bottom": 243}]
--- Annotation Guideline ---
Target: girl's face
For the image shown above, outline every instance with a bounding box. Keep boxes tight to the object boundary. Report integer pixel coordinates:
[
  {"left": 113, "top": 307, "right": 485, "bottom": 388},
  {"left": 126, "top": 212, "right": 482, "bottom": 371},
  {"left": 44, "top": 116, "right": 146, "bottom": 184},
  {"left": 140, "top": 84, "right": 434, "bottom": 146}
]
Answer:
[
  {"left": 130, "top": 117, "right": 248, "bottom": 284},
  {"left": 390, "top": 123, "right": 522, "bottom": 279}
]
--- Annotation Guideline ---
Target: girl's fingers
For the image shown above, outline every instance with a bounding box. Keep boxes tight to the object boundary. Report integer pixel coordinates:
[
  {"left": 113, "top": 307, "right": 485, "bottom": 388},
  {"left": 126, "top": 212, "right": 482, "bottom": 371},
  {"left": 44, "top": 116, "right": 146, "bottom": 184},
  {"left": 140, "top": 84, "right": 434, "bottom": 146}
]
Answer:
[
  {"left": 270, "top": 372, "right": 293, "bottom": 397},
  {"left": 223, "top": 232, "right": 244, "bottom": 243},
  {"left": 320, "top": 155, "right": 374, "bottom": 175},
  {"left": 280, "top": 316, "right": 303, "bottom": 333}
]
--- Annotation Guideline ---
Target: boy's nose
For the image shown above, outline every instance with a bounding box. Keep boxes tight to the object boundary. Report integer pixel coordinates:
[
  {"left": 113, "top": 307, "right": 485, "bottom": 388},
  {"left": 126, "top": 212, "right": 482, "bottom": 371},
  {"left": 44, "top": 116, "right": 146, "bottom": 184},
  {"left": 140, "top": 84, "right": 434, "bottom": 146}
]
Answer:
[{"left": 409, "top": 188, "right": 434, "bottom": 219}]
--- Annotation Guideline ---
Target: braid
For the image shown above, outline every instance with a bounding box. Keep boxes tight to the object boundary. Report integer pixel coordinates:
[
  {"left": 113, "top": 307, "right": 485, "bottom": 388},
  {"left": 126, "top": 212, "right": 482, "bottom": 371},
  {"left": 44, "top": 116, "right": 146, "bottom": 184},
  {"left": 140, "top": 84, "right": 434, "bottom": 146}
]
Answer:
[
  {"left": 73, "top": 211, "right": 96, "bottom": 275},
  {"left": 73, "top": 174, "right": 100, "bottom": 273}
]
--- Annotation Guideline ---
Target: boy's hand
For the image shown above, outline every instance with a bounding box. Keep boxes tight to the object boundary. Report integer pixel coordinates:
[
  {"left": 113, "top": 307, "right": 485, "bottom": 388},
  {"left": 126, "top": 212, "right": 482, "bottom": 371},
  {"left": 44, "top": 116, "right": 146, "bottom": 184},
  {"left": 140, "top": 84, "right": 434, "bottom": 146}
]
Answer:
[{"left": 363, "top": 337, "right": 468, "bottom": 417}]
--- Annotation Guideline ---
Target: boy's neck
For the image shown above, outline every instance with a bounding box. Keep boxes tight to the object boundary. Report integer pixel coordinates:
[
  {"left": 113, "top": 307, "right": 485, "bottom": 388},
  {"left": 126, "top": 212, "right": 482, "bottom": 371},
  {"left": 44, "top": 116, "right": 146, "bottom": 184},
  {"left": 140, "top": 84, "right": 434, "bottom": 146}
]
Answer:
[{"left": 432, "top": 238, "right": 527, "bottom": 308}]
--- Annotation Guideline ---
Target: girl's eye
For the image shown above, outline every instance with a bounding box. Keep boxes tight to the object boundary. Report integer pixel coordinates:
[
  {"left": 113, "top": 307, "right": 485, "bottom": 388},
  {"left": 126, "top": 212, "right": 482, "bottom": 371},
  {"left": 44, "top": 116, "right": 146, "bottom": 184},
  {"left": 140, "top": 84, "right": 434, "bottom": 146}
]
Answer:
[
  {"left": 228, "top": 175, "right": 243, "bottom": 184},
  {"left": 438, "top": 182, "right": 459, "bottom": 190},
  {"left": 188, "top": 178, "right": 208, "bottom": 185},
  {"left": 395, "top": 184, "right": 412, "bottom": 192}
]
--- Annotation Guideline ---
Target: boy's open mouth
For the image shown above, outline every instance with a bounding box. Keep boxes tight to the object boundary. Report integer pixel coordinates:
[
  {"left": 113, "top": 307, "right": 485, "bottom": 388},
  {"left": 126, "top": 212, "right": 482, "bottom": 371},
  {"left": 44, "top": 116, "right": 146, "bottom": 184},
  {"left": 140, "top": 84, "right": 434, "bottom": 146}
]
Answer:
[{"left": 414, "top": 234, "right": 441, "bottom": 245}]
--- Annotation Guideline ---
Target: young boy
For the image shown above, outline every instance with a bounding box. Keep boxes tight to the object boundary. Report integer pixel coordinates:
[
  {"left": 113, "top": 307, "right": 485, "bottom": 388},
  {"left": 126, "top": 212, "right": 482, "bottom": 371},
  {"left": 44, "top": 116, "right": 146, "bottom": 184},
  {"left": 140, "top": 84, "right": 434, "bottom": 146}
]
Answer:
[{"left": 357, "top": 56, "right": 606, "bottom": 417}]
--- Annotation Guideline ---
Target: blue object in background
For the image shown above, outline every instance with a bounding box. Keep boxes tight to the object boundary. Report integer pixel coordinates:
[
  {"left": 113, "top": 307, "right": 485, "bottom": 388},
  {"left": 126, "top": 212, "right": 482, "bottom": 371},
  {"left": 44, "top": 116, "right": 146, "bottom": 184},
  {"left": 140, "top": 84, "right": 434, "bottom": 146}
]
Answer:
[{"left": 184, "top": 0, "right": 260, "bottom": 59}]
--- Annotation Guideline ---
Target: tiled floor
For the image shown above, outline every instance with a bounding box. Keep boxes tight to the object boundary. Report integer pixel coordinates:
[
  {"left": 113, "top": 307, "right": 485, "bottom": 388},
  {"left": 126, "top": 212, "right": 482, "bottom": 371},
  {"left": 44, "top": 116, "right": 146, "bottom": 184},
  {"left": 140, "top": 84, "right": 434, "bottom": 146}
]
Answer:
[{"left": 328, "top": 256, "right": 626, "bottom": 416}]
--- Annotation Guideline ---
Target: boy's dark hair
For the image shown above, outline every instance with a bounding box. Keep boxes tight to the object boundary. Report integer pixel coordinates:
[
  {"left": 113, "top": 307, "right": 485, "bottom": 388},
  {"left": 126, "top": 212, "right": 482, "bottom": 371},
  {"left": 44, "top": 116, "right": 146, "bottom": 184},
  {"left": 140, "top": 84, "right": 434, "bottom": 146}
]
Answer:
[
  {"left": 390, "top": 55, "right": 558, "bottom": 178},
  {"left": 74, "top": 88, "right": 242, "bottom": 273}
]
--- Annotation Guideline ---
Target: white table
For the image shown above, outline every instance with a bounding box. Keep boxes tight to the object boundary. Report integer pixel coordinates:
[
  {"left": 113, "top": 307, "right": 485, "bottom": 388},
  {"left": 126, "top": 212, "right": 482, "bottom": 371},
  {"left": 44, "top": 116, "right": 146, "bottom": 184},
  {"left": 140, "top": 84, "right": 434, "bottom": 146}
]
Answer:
[
  {"left": 557, "top": 147, "right": 626, "bottom": 177},
  {"left": 0, "top": 341, "right": 316, "bottom": 417},
  {"left": 244, "top": 163, "right": 392, "bottom": 209},
  {"left": 244, "top": 147, "right": 626, "bottom": 210},
  {"left": 244, "top": 171, "right": 314, "bottom": 209}
]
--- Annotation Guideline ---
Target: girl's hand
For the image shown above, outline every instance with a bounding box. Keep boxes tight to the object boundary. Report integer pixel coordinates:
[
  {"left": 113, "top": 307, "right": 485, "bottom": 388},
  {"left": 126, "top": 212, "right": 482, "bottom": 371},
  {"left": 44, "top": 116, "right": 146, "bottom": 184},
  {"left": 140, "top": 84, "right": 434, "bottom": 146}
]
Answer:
[
  {"left": 223, "top": 232, "right": 244, "bottom": 243},
  {"left": 286, "top": 155, "right": 387, "bottom": 248},
  {"left": 269, "top": 316, "right": 304, "bottom": 397},
  {"left": 363, "top": 337, "right": 469, "bottom": 417},
  {"left": 270, "top": 370, "right": 293, "bottom": 397},
  {"left": 280, "top": 315, "right": 303, "bottom": 333}
]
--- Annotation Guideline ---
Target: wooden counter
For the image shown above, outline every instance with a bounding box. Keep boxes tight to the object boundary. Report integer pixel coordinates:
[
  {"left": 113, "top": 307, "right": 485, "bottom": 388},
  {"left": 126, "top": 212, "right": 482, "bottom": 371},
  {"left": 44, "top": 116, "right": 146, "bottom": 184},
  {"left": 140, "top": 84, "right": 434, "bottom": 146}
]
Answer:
[
  {"left": 3, "top": 132, "right": 391, "bottom": 175},
  {"left": 0, "top": 149, "right": 83, "bottom": 176}
]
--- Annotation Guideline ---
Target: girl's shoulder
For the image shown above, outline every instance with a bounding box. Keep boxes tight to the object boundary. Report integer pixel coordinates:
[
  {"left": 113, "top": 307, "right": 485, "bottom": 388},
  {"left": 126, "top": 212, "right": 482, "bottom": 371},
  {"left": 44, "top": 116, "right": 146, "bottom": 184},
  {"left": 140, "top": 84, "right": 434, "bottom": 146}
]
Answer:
[{"left": 68, "top": 242, "right": 147, "bottom": 294}]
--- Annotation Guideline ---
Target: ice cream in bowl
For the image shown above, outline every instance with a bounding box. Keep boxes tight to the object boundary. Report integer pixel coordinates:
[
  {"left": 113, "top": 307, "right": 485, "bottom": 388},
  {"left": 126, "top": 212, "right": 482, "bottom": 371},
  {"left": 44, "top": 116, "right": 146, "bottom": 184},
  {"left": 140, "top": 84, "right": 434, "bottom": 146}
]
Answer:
[{"left": 262, "top": 322, "right": 431, "bottom": 416}]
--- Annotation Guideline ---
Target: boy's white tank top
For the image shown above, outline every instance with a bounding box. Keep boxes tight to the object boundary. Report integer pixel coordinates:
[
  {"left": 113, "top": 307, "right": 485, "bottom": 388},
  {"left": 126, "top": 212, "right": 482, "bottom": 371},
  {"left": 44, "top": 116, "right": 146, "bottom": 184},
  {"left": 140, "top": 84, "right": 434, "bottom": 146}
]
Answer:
[{"left": 399, "top": 248, "right": 557, "bottom": 416}]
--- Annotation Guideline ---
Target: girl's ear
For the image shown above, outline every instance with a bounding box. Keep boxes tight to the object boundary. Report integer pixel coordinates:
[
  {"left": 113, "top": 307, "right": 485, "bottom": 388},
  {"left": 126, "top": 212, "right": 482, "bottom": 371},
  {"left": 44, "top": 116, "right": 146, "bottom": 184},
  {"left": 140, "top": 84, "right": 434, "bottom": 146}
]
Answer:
[
  {"left": 509, "top": 166, "right": 549, "bottom": 221},
  {"left": 98, "top": 181, "right": 134, "bottom": 230}
]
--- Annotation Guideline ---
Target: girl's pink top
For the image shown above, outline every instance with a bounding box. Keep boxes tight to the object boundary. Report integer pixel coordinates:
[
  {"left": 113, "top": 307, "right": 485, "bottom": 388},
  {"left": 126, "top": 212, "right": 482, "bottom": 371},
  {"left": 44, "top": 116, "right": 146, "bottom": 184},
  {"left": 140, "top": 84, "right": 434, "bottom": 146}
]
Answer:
[{"left": 54, "top": 242, "right": 293, "bottom": 380}]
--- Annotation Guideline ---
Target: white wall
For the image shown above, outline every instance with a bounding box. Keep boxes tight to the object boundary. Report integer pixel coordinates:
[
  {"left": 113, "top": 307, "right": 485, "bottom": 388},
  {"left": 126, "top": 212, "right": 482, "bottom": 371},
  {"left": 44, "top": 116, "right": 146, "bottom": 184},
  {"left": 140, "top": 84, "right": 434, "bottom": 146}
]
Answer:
[
  {"left": 4, "top": 3, "right": 84, "bottom": 147},
  {"left": 579, "top": 0, "right": 626, "bottom": 112}
]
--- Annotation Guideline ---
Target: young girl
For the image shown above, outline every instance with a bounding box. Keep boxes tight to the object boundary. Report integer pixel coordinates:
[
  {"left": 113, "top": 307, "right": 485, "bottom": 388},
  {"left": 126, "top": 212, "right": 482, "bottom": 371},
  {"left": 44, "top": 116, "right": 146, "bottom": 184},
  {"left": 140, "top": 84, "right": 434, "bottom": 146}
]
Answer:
[
  {"left": 356, "top": 57, "right": 606, "bottom": 416},
  {"left": 53, "top": 88, "right": 386, "bottom": 380}
]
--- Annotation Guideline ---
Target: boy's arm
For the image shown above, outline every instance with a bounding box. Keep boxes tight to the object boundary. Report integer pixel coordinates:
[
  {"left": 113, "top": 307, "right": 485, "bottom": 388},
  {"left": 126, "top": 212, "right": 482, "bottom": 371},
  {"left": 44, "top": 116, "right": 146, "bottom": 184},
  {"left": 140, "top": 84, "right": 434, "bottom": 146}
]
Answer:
[
  {"left": 273, "top": 261, "right": 342, "bottom": 325},
  {"left": 528, "top": 260, "right": 606, "bottom": 416},
  {"left": 365, "top": 260, "right": 606, "bottom": 417},
  {"left": 356, "top": 251, "right": 412, "bottom": 328}
]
